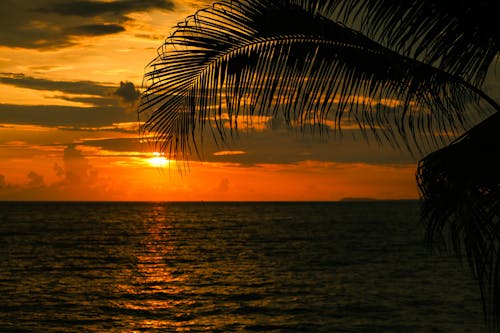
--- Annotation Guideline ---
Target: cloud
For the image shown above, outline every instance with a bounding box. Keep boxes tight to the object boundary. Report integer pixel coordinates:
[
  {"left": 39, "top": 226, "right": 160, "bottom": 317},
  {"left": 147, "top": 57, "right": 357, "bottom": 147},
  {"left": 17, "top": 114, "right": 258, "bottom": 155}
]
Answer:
[
  {"left": 0, "top": 145, "right": 114, "bottom": 200},
  {"left": 58, "top": 122, "right": 139, "bottom": 134},
  {"left": 114, "top": 81, "right": 141, "bottom": 104},
  {"left": 53, "top": 163, "right": 65, "bottom": 177},
  {"left": 0, "top": 74, "right": 145, "bottom": 127},
  {"left": 113, "top": 81, "right": 141, "bottom": 113},
  {"left": 215, "top": 178, "right": 230, "bottom": 192},
  {"left": 0, "top": 104, "right": 135, "bottom": 127},
  {"left": 35, "top": 0, "right": 174, "bottom": 17},
  {"left": 1, "top": 72, "right": 145, "bottom": 106},
  {"left": 213, "top": 150, "right": 246, "bottom": 156},
  {"left": 50, "top": 95, "right": 116, "bottom": 108},
  {"left": 1, "top": 73, "right": 147, "bottom": 115},
  {"left": 27, "top": 171, "right": 45, "bottom": 188},
  {"left": 197, "top": 126, "right": 419, "bottom": 165},
  {"left": 0, "top": 0, "right": 175, "bottom": 49},
  {"left": 70, "top": 24, "right": 126, "bottom": 36},
  {"left": 70, "top": 117, "right": 417, "bottom": 167},
  {"left": 62, "top": 144, "right": 93, "bottom": 187},
  {"left": 0, "top": 77, "right": 418, "bottom": 169},
  {"left": 76, "top": 137, "right": 144, "bottom": 153},
  {"left": 0, "top": 73, "right": 112, "bottom": 96}
]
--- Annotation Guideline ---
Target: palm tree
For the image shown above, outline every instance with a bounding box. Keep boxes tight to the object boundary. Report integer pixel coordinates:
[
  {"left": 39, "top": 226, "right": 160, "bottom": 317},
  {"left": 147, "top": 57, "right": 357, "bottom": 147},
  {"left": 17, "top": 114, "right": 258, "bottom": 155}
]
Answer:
[{"left": 138, "top": 0, "right": 500, "bottom": 329}]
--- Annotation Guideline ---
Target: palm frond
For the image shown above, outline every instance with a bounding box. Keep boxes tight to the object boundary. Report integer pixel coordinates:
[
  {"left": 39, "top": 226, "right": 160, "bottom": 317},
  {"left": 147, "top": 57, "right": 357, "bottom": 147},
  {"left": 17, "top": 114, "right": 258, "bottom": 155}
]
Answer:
[
  {"left": 298, "top": 0, "right": 500, "bottom": 86},
  {"left": 417, "top": 111, "right": 500, "bottom": 331},
  {"left": 139, "top": 0, "right": 492, "bottom": 160}
]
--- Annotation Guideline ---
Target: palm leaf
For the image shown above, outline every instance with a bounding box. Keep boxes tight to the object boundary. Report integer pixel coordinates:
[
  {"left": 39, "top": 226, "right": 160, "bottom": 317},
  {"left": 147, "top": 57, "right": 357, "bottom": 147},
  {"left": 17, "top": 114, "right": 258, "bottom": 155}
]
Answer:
[
  {"left": 139, "top": 0, "right": 492, "bottom": 160},
  {"left": 299, "top": 0, "right": 500, "bottom": 86},
  {"left": 417, "top": 111, "right": 500, "bottom": 331}
]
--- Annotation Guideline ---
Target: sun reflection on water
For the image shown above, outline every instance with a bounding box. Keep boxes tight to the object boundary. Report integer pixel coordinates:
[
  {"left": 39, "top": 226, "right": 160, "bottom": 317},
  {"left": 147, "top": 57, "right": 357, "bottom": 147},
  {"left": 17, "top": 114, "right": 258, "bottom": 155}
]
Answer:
[{"left": 116, "top": 204, "right": 194, "bottom": 331}]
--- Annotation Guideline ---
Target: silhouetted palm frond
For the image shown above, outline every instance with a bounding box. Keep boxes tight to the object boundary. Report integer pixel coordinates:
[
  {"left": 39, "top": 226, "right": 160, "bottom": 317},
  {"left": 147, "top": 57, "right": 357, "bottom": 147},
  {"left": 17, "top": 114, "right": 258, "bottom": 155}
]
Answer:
[
  {"left": 303, "top": 0, "right": 500, "bottom": 86},
  {"left": 418, "top": 111, "right": 500, "bottom": 330},
  {"left": 139, "top": 0, "right": 491, "bottom": 159}
]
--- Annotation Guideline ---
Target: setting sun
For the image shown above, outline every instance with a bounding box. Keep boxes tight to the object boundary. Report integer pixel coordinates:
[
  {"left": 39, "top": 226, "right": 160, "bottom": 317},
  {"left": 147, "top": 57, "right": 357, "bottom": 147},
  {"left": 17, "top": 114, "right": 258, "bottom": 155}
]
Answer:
[{"left": 147, "top": 153, "right": 170, "bottom": 168}]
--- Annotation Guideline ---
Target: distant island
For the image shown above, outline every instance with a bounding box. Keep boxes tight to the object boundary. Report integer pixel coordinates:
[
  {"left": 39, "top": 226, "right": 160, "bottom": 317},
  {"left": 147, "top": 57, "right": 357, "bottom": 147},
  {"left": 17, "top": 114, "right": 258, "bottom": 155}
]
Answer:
[
  {"left": 339, "top": 197, "right": 379, "bottom": 202},
  {"left": 338, "top": 198, "right": 418, "bottom": 202}
]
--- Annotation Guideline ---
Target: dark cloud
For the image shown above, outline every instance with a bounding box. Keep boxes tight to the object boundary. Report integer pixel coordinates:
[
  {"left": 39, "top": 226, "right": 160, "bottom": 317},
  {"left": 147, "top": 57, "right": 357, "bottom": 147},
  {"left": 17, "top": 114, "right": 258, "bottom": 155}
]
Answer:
[
  {"left": 53, "top": 163, "right": 65, "bottom": 177},
  {"left": 70, "top": 24, "right": 126, "bottom": 36},
  {"left": 0, "top": 73, "right": 146, "bottom": 114},
  {"left": 0, "top": 104, "right": 135, "bottom": 127},
  {"left": 0, "top": 0, "right": 175, "bottom": 49},
  {"left": 75, "top": 127, "right": 417, "bottom": 166},
  {"left": 35, "top": 0, "right": 174, "bottom": 17},
  {"left": 0, "top": 73, "right": 146, "bottom": 121},
  {"left": 0, "top": 146, "right": 111, "bottom": 201},
  {"left": 203, "top": 128, "right": 418, "bottom": 165},
  {"left": 27, "top": 171, "right": 45, "bottom": 188},
  {"left": 114, "top": 81, "right": 141, "bottom": 104},
  {"left": 134, "top": 33, "right": 165, "bottom": 41},
  {"left": 78, "top": 137, "right": 144, "bottom": 153},
  {"left": 0, "top": 73, "right": 112, "bottom": 96},
  {"left": 52, "top": 95, "right": 116, "bottom": 108},
  {"left": 0, "top": 75, "right": 145, "bottom": 128},
  {"left": 63, "top": 145, "right": 91, "bottom": 186}
]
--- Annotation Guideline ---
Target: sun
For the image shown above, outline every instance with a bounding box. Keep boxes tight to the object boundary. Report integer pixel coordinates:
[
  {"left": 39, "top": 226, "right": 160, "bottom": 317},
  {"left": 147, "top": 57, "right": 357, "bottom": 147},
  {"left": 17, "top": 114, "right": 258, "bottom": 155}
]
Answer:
[{"left": 147, "top": 152, "right": 170, "bottom": 167}]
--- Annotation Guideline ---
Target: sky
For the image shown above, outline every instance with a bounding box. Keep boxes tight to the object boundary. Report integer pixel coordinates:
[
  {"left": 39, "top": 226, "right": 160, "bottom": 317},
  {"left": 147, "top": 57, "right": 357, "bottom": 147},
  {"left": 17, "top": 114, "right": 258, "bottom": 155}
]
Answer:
[{"left": 1, "top": 0, "right": 495, "bottom": 201}]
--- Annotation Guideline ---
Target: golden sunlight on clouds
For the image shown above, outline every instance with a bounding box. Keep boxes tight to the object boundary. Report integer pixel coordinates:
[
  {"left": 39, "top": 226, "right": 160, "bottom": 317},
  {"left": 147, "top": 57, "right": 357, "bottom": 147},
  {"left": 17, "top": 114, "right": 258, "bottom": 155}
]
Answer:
[
  {"left": 0, "top": 135, "right": 418, "bottom": 201},
  {"left": 213, "top": 150, "right": 246, "bottom": 156}
]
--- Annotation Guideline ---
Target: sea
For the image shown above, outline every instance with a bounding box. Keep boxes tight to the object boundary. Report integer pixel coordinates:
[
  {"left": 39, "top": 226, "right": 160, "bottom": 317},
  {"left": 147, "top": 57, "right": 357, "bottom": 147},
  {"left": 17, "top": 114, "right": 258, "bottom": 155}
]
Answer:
[{"left": 0, "top": 201, "right": 485, "bottom": 332}]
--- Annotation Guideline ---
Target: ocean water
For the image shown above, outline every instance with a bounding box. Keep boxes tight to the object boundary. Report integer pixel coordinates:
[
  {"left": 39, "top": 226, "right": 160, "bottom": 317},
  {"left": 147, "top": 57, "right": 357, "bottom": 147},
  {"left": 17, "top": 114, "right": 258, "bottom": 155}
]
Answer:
[{"left": 0, "top": 201, "right": 484, "bottom": 332}]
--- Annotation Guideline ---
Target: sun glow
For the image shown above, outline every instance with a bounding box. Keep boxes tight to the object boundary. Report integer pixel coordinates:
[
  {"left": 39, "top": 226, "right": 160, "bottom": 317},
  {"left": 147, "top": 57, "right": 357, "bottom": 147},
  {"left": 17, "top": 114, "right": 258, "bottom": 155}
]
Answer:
[{"left": 148, "top": 152, "right": 170, "bottom": 167}]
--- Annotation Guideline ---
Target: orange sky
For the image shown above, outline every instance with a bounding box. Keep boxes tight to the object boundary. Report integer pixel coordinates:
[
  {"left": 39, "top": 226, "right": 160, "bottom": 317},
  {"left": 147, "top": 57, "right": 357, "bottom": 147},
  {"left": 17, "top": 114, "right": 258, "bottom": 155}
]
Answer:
[{"left": 3, "top": 0, "right": 494, "bottom": 201}]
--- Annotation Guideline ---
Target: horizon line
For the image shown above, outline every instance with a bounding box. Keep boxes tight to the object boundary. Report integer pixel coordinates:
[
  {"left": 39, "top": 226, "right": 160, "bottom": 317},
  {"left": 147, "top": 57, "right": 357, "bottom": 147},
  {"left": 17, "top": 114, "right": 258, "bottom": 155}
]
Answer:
[{"left": 0, "top": 199, "right": 419, "bottom": 203}]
